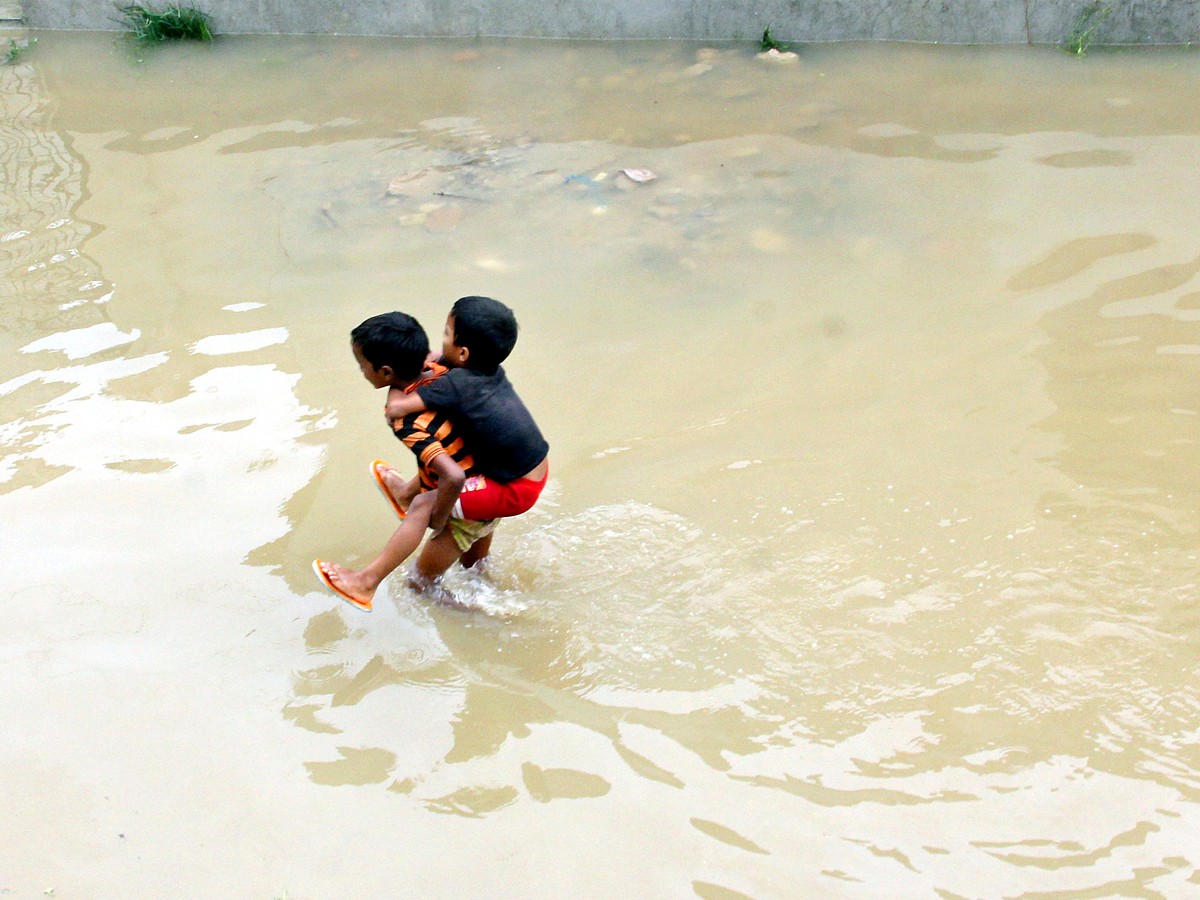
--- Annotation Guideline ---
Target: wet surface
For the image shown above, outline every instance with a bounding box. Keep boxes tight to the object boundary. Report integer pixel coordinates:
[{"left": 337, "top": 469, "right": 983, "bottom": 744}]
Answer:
[{"left": 2, "top": 33, "right": 1200, "bottom": 898}]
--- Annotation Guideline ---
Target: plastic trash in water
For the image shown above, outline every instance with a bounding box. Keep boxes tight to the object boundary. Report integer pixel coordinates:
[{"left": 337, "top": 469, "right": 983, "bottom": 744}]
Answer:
[
  {"left": 563, "top": 173, "right": 608, "bottom": 210},
  {"left": 618, "top": 168, "right": 657, "bottom": 183}
]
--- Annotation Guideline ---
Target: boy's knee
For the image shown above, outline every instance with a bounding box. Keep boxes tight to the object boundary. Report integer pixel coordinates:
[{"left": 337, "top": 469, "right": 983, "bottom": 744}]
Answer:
[{"left": 409, "top": 491, "right": 436, "bottom": 515}]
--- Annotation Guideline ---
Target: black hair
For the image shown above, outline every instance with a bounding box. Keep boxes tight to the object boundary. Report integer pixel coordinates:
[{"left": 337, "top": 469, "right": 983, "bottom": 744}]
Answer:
[
  {"left": 350, "top": 312, "right": 429, "bottom": 382},
  {"left": 450, "top": 295, "right": 517, "bottom": 374}
]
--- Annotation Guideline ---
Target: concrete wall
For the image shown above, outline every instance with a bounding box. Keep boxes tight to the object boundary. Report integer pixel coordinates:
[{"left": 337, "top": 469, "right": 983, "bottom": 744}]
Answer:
[{"left": 20, "top": 0, "right": 1200, "bottom": 44}]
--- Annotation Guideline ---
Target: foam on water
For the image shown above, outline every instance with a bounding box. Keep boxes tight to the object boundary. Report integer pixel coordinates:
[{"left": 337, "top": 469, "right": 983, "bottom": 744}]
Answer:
[{"left": 398, "top": 557, "right": 531, "bottom": 618}]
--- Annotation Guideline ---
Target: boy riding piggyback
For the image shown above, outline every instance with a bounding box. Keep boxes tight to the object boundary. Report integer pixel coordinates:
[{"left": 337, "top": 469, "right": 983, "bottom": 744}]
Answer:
[{"left": 386, "top": 295, "right": 549, "bottom": 521}]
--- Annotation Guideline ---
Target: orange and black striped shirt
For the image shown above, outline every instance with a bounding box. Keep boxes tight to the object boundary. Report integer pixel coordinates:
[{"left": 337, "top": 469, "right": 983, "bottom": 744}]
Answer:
[{"left": 392, "top": 363, "right": 477, "bottom": 492}]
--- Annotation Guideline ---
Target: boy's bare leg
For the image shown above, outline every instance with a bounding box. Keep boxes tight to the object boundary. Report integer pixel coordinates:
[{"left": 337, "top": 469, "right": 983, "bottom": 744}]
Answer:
[
  {"left": 460, "top": 532, "right": 493, "bottom": 570},
  {"left": 408, "top": 529, "right": 468, "bottom": 607},
  {"left": 410, "top": 528, "right": 464, "bottom": 584},
  {"left": 409, "top": 531, "right": 498, "bottom": 607},
  {"left": 318, "top": 492, "right": 437, "bottom": 605}
]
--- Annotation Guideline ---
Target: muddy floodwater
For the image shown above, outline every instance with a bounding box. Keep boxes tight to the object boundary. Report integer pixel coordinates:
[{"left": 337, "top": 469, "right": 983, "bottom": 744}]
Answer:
[{"left": 3, "top": 31, "right": 1200, "bottom": 897}]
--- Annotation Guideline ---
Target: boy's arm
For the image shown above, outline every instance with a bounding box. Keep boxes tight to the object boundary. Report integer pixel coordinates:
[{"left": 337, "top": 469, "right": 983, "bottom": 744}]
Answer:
[
  {"left": 385, "top": 387, "right": 427, "bottom": 426},
  {"left": 392, "top": 412, "right": 460, "bottom": 532},
  {"left": 425, "top": 453, "right": 465, "bottom": 535}
]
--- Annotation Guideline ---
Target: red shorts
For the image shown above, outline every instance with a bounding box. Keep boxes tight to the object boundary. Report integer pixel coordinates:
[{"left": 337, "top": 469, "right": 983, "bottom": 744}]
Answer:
[{"left": 454, "top": 467, "right": 548, "bottom": 521}]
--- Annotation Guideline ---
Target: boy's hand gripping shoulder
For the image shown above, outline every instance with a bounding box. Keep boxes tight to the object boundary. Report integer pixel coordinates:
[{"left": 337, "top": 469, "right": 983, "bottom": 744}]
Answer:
[{"left": 384, "top": 387, "right": 428, "bottom": 428}]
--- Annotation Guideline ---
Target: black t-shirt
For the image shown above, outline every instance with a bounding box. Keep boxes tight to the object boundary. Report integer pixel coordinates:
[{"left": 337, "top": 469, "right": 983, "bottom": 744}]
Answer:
[{"left": 416, "top": 365, "right": 548, "bottom": 482}]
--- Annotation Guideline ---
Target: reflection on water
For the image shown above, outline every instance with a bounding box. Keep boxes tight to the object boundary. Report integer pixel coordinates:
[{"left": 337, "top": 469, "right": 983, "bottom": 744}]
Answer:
[{"left": 2, "top": 32, "right": 1200, "bottom": 897}]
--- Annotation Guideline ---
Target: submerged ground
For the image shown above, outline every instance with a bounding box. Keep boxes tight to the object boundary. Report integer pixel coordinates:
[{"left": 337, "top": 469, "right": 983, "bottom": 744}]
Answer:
[{"left": 2, "top": 33, "right": 1200, "bottom": 897}]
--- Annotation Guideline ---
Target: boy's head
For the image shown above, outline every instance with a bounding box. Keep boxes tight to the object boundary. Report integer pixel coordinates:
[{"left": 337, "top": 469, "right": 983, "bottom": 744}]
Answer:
[
  {"left": 350, "top": 312, "right": 429, "bottom": 388},
  {"left": 441, "top": 295, "right": 518, "bottom": 374}
]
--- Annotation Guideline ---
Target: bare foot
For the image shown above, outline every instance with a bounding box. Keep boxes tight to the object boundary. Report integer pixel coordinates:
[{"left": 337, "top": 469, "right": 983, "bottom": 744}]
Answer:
[
  {"left": 313, "top": 559, "right": 377, "bottom": 611},
  {"left": 374, "top": 465, "right": 422, "bottom": 513}
]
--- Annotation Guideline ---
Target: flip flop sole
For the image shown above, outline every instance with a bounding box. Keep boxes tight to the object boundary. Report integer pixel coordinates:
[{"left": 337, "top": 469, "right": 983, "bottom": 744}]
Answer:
[
  {"left": 371, "top": 458, "right": 407, "bottom": 520},
  {"left": 312, "top": 559, "right": 372, "bottom": 612}
]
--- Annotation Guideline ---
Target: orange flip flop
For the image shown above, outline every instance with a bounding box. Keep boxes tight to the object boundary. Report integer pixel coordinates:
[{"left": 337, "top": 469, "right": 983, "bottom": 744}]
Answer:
[
  {"left": 312, "top": 559, "right": 372, "bottom": 612},
  {"left": 371, "top": 458, "right": 406, "bottom": 519}
]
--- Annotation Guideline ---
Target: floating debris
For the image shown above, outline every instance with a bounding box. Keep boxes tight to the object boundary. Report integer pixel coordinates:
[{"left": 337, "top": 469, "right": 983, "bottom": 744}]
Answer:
[
  {"left": 564, "top": 173, "right": 601, "bottom": 189},
  {"left": 618, "top": 168, "right": 657, "bottom": 184},
  {"left": 757, "top": 48, "right": 799, "bottom": 63},
  {"left": 386, "top": 171, "right": 428, "bottom": 196},
  {"left": 563, "top": 173, "right": 608, "bottom": 209},
  {"left": 433, "top": 190, "right": 492, "bottom": 203}
]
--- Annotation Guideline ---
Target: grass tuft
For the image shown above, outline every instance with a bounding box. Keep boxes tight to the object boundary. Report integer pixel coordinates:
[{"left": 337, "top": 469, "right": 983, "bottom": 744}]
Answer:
[
  {"left": 1065, "top": 1, "right": 1112, "bottom": 56},
  {"left": 5, "top": 37, "right": 37, "bottom": 64},
  {"left": 759, "top": 26, "right": 793, "bottom": 54},
  {"left": 118, "top": 4, "right": 215, "bottom": 43}
]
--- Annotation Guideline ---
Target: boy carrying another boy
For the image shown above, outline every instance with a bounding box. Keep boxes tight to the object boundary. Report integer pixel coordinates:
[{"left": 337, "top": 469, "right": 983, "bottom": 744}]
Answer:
[
  {"left": 313, "top": 297, "right": 547, "bottom": 610},
  {"left": 384, "top": 295, "right": 549, "bottom": 522}
]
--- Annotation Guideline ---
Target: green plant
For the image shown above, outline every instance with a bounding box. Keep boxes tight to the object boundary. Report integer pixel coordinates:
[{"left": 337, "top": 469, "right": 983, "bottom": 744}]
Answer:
[
  {"left": 4, "top": 37, "right": 37, "bottom": 64},
  {"left": 759, "top": 26, "right": 793, "bottom": 53},
  {"left": 1065, "top": 1, "right": 1112, "bottom": 56},
  {"left": 118, "top": 4, "right": 214, "bottom": 43}
]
